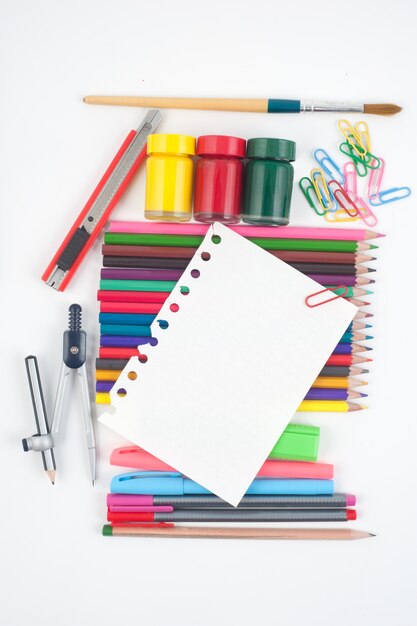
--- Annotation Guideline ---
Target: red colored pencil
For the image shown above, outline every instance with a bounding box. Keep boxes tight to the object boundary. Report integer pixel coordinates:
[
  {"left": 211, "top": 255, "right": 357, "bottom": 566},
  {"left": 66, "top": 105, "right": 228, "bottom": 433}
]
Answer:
[{"left": 97, "top": 290, "right": 169, "bottom": 303}]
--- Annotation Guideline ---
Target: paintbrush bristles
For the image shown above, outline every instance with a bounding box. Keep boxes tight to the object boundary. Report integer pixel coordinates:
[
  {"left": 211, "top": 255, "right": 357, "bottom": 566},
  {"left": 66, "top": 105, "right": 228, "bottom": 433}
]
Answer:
[{"left": 363, "top": 103, "right": 402, "bottom": 115}]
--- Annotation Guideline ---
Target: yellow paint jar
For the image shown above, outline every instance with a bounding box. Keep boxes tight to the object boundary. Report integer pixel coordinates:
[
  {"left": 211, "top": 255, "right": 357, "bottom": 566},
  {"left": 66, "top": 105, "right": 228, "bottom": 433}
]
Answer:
[{"left": 145, "top": 134, "right": 196, "bottom": 222}]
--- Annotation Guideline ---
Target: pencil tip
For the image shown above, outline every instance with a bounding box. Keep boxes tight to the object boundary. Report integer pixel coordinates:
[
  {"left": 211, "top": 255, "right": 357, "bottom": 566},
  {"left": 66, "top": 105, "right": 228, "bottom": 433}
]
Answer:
[
  {"left": 370, "top": 533, "right": 377, "bottom": 537},
  {"left": 47, "top": 470, "right": 56, "bottom": 484}
]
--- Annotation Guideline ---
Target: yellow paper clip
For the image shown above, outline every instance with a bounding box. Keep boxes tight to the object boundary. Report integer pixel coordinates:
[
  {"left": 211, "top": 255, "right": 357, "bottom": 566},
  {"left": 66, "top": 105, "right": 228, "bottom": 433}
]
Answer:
[
  {"left": 324, "top": 209, "right": 361, "bottom": 223},
  {"left": 310, "top": 168, "right": 331, "bottom": 210},
  {"left": 337, "top": 119, "right": 367, "bottom": 157},
  {"left": 354, "top": 121, "right": 371, "bottom": 153}
]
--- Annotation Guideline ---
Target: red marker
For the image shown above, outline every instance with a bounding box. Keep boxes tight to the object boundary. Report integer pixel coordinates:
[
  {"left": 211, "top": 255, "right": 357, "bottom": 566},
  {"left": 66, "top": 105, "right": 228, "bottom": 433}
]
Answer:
[{"left": 42, "top": 110, "right": 162, "bottom": 291}]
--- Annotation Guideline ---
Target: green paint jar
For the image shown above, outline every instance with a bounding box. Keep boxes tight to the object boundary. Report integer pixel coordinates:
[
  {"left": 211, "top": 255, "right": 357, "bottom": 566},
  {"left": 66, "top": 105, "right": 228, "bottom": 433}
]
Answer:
[{"left": 242, "top": 137, "right": 296, "bottom": 226}]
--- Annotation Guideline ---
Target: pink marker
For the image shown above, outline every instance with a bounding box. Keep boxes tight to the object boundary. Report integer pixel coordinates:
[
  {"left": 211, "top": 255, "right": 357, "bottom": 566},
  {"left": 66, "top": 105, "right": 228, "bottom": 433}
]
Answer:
[{"left": 110, "top": 446, "right": 334, "bottom": 479}]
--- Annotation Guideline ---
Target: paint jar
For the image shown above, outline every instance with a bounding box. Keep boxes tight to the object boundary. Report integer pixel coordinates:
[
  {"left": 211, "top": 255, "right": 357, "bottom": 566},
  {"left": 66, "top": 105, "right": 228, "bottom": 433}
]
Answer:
[
  {"left": 145, "top": 134, "right": 196, "bottom": 222},
  {"left": 242, "top": 138, "right": 296, "bottom": 226},
  {"left": 194, "top": 135, "right": 246, "bottom": 223}
]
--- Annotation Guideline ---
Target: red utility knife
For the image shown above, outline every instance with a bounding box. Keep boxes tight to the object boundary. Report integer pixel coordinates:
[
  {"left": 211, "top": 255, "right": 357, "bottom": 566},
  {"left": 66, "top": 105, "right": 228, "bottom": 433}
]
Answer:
[{"left": 42, "top": 109, "right": 162, "bottom": 291}]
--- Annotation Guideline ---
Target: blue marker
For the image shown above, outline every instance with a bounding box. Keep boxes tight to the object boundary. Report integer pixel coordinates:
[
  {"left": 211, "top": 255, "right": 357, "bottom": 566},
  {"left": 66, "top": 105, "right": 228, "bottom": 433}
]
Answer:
[{"left": 110, "top": 471, "right": 334, "bottom": 496}]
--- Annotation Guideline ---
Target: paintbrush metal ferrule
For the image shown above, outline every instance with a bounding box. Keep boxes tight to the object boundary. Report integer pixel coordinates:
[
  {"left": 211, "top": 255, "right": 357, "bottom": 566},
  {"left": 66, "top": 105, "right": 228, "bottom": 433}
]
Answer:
[{"left": 300, "top": 101, "right": 364, "bottom": 113}]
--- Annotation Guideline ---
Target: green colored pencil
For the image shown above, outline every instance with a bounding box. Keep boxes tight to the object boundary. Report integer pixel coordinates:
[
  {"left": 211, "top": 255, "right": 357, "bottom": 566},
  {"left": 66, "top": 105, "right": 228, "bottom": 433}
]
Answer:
[{"left": 103, "top": 232, "right": 375, "bottom": 253}]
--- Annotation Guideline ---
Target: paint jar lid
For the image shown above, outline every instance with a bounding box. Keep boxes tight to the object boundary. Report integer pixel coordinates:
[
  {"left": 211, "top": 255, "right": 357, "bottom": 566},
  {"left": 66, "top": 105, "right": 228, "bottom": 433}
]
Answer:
[
  {"left": 197, "top": 135, "right": 246, "bottom": 158},
  {"left": 246, "top": 137, "right": 296, "bottom": 161},
  {"left": 147, "top": 134, "right": 196, "bottom": 156}
]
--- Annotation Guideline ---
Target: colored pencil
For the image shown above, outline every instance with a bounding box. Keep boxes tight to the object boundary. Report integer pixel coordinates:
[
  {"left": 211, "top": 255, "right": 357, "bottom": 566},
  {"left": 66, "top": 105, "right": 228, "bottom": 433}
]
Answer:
[
  {"left": 98, "top": 315, "right": 372, "bottom": 332},
  {"left": 98, "top": 300, "right": 373, "bottom": 320},
  {"left": 100, "top": 336, "right": 151, "bottom": 347},
  {"left": 326, "top": 354, "right": 371, "bottom": 366},
  {"left": 99, "top": 313, "right": 156, "bottom": 325},
  {"left": 99, "top": 279, "right": 372, "bottom": 296},
  {"left": 100, "top": 267, "right": 374, "bottom": 287},
  {"left": 312, "top": 376, "right": 367, "bottom": 389},
  {"left": 97, "top": 358, "right": 128, "bottom": 370},
  {"left": 102, "top": 255, "right": 375, "bottom": 275},
  {"left": 96, "top": 392, "right": 365, "bottom": 410},
  {"left": 107, "top": 493, "right": 353, "bottom": 508},
  {"left": 103, "top": 255, "right": 191, "bottom": 269},
  {"left": 99, "top": 301, "right": 163, "bottom": 313},
  {"left": 94, "top": 361, "right": 369, "bottom": 378},
  {"left": 97, "top": 333, "right": 370, "bottom": 353},
  {"left": 297, "top": 401, "right": 365, "bottom": 412},
  {"left": 319, "top": 365, "right": 368, "bottom": 377},
  {"left": 106, "top": 509, "right": 356, "bottom": 523},
  {"left": 102, "top": 525, "right": 375, "bottom": 540},
  {"left": 108, "top": 221, "right": 383, "bottom": 241},
  {"left": 96, "top": 347, "right": 372, "bottom": 363},
  {"left": 102, "top": 244, "right": 375, "bottom": 264},
  {"left": 103, "top": 232, "right": 375, "bottom": 252},
  {"left": 304, "top": 389, "right": 366, "bottom": 401},
  {"left": 97, "top": 290, "right": 169, "bottom": 303},
  {"left": 95, "top": 381, "right": 365, "bottom": 400}
]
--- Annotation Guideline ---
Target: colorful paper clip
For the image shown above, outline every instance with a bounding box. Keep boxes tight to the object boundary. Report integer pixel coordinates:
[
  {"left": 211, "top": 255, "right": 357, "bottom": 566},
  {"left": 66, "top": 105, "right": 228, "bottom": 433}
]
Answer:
[
  {"left": 369, "top": 187, "right": 412, "bottom": 206},
  {"left": 313, "top": 149, "right": 345, "bottom": 185},
  {"left": 327, "top": 180, "right": 360, "bottom": 217},
  {"left": 356, "top": 203, "right": 378, "bottom": 227},
  {"left": 299, "top": 177, "right": 327, "bottom": 216},
  {"left": 324, "top": 209, "right": 360, "bottom": 223},
  {"left": 339, "top": 142, "right": 381, "bottom": 174},
  {"left": 343, "top": 162, "right": 358, "bottom": 195},
  {"left": 337, "top": 120, "right": 367, "bottom": 157},
  {"left": 367, "top": 158, "right": 385, "bottom": 198},
  {"left": 310, "top": 168, "right": 331, "bottom": 209},
  {"left": 305, "top": 285, "right": 349, "bottom": 308},
  {"left": 354, "top": 121, "right": 371, "bottom": 153}
]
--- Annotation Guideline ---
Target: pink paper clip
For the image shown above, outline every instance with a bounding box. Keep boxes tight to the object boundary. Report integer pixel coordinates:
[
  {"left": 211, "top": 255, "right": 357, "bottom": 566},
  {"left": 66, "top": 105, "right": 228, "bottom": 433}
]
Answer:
[
  {"left": 343, "top": 162, "right": 357, "bottom": 195},
  {"left": 327, "top": 180, "right": 360, "bottom": 217},
  {"left": 344, "top": 188, "right": 379, "bottom": 228},
  {"left": 305, "top": 285, "right": 349, "bottom": 308},
  {"left": 357, "top": 203, "right": 378, "bottom": 227},
  {"left": 367, "top": 158, "right": 385, "bottom": 198}
]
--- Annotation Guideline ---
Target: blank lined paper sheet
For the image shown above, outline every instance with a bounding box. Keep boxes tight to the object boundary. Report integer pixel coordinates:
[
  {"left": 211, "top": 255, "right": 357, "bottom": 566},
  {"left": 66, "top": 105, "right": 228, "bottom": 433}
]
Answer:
[{"left": 99, "top": 223, "right": 357, "bottom": 505}]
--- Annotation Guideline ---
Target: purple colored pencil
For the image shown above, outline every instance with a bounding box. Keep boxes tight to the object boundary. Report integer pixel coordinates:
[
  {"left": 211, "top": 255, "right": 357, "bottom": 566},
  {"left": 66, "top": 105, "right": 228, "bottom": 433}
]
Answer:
[
  {"left": 97, "top": 381, "right": 366, "bottom": 399},
  {"left": 304, "top": 388, "right": 366, "bottom": 400},
  {"left": 333, "top": 343, "right": 371, "bottom": 355},
  {"left": 307, "top": 274, "right": 364, "bottom": 286},
  {"left": 100, "top": 268, "right": 183, "bottom": 281},
  {"left": 100, "top": 335, "right": 152, "bottom": 347}
]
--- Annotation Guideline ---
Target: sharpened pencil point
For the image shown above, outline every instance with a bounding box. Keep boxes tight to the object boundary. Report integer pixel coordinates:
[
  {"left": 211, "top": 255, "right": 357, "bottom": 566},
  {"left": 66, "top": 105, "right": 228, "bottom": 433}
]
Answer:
[
  {"left": 47, "top": 470, "right": 56, "bottom": 484},
  {"left": 370, "top": 533, "right": 376, "bottom": 537}
]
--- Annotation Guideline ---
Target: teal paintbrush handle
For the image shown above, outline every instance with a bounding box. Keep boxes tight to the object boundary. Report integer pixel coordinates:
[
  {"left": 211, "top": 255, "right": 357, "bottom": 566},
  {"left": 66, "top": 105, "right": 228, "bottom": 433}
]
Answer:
[{"left": 267, "top": 99, "right": 301, "bottom": 113}]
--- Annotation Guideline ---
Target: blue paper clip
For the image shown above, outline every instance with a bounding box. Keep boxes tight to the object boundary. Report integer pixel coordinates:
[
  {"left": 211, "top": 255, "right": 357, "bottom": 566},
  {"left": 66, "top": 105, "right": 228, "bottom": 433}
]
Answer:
[
  {"left": 313, "top": 149, "right": 345, "bottom": 185},
  {"left": 369, "top": 187, "right": 411, "bottom": 206}
]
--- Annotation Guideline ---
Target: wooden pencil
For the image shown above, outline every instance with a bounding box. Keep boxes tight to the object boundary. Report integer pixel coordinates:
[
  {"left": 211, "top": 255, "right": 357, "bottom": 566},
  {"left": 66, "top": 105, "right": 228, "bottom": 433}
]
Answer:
[
  {"left": 101, "top": 244, "right": 375, "bottom": 265},
  {"left": 102, "top": 525, "right": 375, "bottom": 540},
  {"left": 102, "top": 255, "right": 375, "bottom": 276},
  {"left": 107, "top": 221, "right": 384, "bottom": 241},
  {"left": 104, "top": 232, "right": 376, "bottom": 253}
]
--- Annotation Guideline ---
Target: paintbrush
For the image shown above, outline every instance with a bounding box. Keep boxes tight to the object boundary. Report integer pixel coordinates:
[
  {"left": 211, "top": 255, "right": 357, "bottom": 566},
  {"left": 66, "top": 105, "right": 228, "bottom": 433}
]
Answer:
[{"left": 83, "top": 95, "right": 401, "bottom": 116}]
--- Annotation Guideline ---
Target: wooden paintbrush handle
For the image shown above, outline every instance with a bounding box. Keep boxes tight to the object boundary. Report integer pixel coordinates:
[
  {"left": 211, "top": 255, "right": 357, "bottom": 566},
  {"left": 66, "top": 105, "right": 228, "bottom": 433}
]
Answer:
[{"left": 84, "top": 95, "right": 268, "bottom": 112}]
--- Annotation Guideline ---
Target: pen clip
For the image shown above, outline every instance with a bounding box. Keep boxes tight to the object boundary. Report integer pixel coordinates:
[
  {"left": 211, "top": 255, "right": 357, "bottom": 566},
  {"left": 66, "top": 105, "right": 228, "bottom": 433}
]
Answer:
[
  {"left": 110, "top": 522, "right": 174, "bottom": 528},
  {"left": 117, "top": 471, "right": 181, "bottom": 482}
]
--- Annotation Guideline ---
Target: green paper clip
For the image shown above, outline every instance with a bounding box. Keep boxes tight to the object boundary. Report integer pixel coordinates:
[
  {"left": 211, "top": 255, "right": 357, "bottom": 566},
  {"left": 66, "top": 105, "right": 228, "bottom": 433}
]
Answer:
[
  {"left": 299, "top": 177, "right": 326, "bottom": 216},
  {"left": 339, "top": 142, "right": 381, "bottom": 177}
]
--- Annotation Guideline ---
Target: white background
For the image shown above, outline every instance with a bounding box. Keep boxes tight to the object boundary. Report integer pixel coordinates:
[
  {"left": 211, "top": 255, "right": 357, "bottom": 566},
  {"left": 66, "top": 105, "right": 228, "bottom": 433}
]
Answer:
[{"left": 1, "top": 1, "right": 416, "bottom": 624}]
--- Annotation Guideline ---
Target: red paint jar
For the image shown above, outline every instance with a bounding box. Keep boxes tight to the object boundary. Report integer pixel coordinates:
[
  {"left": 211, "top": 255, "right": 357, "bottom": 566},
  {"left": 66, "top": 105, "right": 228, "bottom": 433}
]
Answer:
[{"left": 194, "top": 135, "right": 246, "bottom": 224}]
